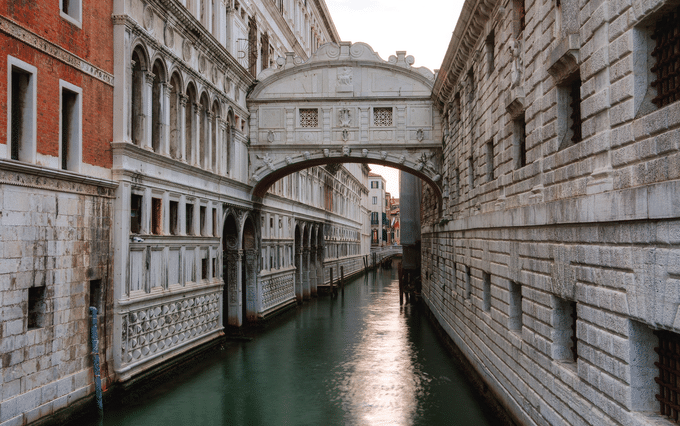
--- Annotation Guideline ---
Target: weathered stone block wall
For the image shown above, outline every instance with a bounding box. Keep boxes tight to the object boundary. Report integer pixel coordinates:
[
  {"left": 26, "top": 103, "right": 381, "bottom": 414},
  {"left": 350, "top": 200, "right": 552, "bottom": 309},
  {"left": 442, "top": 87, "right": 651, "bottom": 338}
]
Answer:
[
  {"left": 0, "top": 170, "right": 114, "bottom": 426},
  {"left": 425, "top": 0, "right": 680, "bottom": 424}
]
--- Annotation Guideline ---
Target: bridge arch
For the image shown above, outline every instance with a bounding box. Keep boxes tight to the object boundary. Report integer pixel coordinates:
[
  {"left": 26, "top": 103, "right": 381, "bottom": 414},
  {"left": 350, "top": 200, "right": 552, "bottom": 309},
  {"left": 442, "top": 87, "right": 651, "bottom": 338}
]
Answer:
[{"left": 247, "top": 41, "right": 443, "bottom": 201}]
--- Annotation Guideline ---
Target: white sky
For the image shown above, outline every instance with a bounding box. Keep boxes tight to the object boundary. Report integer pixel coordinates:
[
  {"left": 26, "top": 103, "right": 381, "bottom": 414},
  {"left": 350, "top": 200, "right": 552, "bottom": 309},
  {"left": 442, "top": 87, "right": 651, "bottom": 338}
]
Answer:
[
  {"left": 324, "top": 0, "right": 466, "bottom": 197},
  {"left": 324, "top": 0, "right": 465, "bottom": 72}
]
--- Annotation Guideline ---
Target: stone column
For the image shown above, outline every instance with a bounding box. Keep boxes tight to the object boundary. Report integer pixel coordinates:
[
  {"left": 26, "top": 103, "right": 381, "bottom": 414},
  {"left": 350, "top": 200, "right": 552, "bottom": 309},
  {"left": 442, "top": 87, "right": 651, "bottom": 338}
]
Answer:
[
  {"left": 303, "top": 247, "right": 311, "bottom": 300},
  {"left": 179, "top": 94, "right": 188, "bottom": 162},
  {"left": 127, "top": 60, "right": 135, "bottom": 142},
  {"left": 317, "top": 246, "right": 325, "bottom": 287},
  {"left": 309, "top": 244, "right": 317, "bottom": 297},
  {"left": 244, "top": 249, "right": 258, "bottom": 321},
  {"left": 161, "top": 81, "right": 171, "bottom": 156},
  {"left": 295, "top": 246, "right": 303, "bottom": 303},
  {"left": 192, "top": 102, "right": 202, "bottom": 167},
  {"left": 219, "top": 118, "right": 228, "bottom": 175},
  {"left": 142, "top": 71, "right": 155, "bottom": 150}
]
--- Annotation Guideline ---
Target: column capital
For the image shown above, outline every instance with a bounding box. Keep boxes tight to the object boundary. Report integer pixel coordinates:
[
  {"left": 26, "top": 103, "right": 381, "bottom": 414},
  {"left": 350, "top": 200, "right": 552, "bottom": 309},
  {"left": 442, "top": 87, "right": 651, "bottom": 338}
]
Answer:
[
  {"left": 144, "top": 71, "right": 156, "bottom": 85},
  {"left": 179, "top": 93, "right": 188, "bottom": 106}
]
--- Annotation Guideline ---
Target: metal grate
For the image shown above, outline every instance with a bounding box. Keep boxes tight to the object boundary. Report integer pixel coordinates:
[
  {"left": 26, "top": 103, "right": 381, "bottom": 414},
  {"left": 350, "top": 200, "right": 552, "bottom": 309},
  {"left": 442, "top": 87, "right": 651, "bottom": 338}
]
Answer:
[
  {"left": 569, "top": 301, "right": 578, "bottom": 362},
  {"left": 569, "top": 78, "right": 582, "bottom": 144},
  {"left": 655, "top": 330, "right": 680, "bottom": 423},
  {"left": 373, "top": 107, "right": 393, "bottom": 127},
  {"left": 299, "top": 109, "right": 319, "bottom": 127},
  {"left": 651, "top": 6, "right": 680, "bottom": 108}
]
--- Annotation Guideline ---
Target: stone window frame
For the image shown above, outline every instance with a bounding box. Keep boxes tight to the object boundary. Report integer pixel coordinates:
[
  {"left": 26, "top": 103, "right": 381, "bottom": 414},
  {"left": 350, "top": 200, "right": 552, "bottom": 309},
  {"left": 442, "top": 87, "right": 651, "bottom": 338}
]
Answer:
[
  {"left": 298, "top": 107, "right": 319, "bottom": 128},
  {"left": 482, "top": 271, "right": 491, "bottom": 312},
  {"left": 59, "top": 79, "right": 83, "bottom": 173},
  {"left": 485, "top": 139, "right": 495, "bottom": 182},
  {"left": 464, "top": 265, "right": 472, "bottom": 300},
  {"left": 130, "top": 191, "right": 145, "bottom": 235},
  {"left": 60, "top": 0, "right": 82, "bottom": 28},
  {"left": 552, "top": 296, "right": 578, "bottom": 369},
  {"left": 27, "top": 285, "right": 48, "bottom": 331},
  {"left": 556, "top": 71, "right": 582, "bottom": 151},
  {"left": 372, "top": 107, "right": 393, "bottom": 127},
  {"left": 485, "top": 30, "right": 495, "bottom": 76},
  {"left": 7, "top": 55, "right": 37, "bottom": 164},
  {"left": 513, "top": 113, "right": 527, "bottom": 170},
  {"left": 508, "top": 281, "right": 523, "bottom": 332},
  {"left": 169, "top": 199, "right": 180, "bottom": 236}
]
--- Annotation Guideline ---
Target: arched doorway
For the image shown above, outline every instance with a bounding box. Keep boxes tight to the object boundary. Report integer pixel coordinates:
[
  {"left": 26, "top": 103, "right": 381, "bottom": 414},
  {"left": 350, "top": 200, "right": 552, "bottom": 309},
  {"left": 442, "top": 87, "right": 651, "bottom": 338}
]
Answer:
[{"left": 242, "top": 216, "right": 258, "bottom": 322}]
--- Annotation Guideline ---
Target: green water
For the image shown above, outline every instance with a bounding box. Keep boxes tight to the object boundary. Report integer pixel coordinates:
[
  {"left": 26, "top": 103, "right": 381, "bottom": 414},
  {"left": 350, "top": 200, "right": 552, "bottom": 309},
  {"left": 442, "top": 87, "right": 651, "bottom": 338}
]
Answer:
[{"left": 81, "top": 266, "right": 500, "bottom": 426}]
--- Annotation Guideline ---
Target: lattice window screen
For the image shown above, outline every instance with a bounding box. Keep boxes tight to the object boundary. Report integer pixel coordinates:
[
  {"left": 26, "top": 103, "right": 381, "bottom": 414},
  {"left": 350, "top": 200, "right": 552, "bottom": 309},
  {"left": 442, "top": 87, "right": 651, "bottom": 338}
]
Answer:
[
  {"left": 299, "top": 109, "right": 318, "bottom": 127},
  {"left": 655, "top": 330, "right": 680, "bottom": 423},
  {"left": 373, "top": 107, "right": 393, "bottom": 127},
  {"left": 651, "top": 6, "right": 680, "bottom": 108}
]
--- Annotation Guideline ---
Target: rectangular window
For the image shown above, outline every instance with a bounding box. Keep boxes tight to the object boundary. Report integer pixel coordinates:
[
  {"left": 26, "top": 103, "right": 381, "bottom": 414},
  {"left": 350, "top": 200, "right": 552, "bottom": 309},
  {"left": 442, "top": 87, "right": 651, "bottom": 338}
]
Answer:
[
  {"left": 201, "top": 258, "right": 208, "bottom": 280},
  {"left": 60, "top": 80, "right": 82, "bottom": 172},
  {"left": 655, "top": 329, "right": 680, "bottom": 421},
  {"left": 60, "top": 0, "right": 82, "bottom": 26},
  {"left": 552, "top": 297, "right": 578, "bottom": 364},
  {"left": 486, "top": 30, "right": 495, "bottom": 75},
  {"left": 558, "top": 73, "right": 582, "bottom": 150},
  {"left": 213, "top": 208, "right": 218, "bottom": 236},
  {"left": 373, "top": 107, "right": 393, "bottom": 127},
  {"left": 514, "top": 114, "right": 527, "bottom": 169},
  {"left": 169, "top": 201, "right": 179, "bottom": 235},
  {"left": 467, "top": 67, "right": 475, "bottom": 102},
  {"left": 186, "top": 203, "right": 194, "bottom": 235},
  {"left": 482, "top": 272, "right": 491, "bottom": 312},
  {"left": 27, "top": 286, "right": 47, "bottom": 330},
  {"left": 508, "top": 281, "right": 522, "bottom": 331},
  {"left": 8, "top": 57, "right": 37, "bottom": 163},
  {"left": 130, "top": 194, "right": 143, "bottom": 234},
  {"left": 514, "top": 0, "right": 526, "bottom": 37},
  {"left": 372, "top": 196, "right": 377, "bottom": 205},
  {"left": 89, "top": 279, "right": 102, "bottom": 312},
  {"left": 486, "top": 141, "right": 494, "bottom": 181},
  {"left": 200, "top": 206, "right": 206, "bottom": 235},
  {"left": 651, "top": 6, "right": 680, "bottom": 108},
  {"left": 212, "top": 258, "right": 217, "bottom": 278},
  {"left": 465, "top": 266, "right": 471, "bottom": 300},
  {"left": 468, "top": 156, "right": 474, "bottom": 189},
  {"left": 151, "top": 198, "right": 162, "bottom": 235},
  {"left": 299, "top": 108, "right": 319, "bottom": 127}
]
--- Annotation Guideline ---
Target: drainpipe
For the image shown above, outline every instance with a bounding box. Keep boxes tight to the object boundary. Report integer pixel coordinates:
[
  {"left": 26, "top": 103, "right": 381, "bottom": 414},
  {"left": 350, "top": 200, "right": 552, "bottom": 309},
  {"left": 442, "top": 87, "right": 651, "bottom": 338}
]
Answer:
[{"left": 89, "top": 307, "right": 104, "bottom": 414}]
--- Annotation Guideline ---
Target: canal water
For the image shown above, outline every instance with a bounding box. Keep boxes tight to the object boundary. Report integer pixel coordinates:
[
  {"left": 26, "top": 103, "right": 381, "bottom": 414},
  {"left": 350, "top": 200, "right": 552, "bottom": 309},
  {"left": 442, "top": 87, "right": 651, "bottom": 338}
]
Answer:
[{"left": 76, "top": 263, "right": 500, "bottom": 426}]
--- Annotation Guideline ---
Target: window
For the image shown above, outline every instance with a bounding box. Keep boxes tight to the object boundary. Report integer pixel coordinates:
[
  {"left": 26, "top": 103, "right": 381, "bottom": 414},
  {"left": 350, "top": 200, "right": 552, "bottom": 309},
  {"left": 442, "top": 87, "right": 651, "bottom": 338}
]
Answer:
[
  {"left": 373, "top": 107, "right": 393, "bottom": 127},
  {"left": 371, "top": 212, "right": 379, "bottom": 225},
  {"left": 130, "top": 194, "right": 143, "bottom": 234},
  {"left": 467, "top": 67, "right": 475, "bottom": 102},
  {"left": 464, "top": 266, "right": 471, "bottom": 299},
  {"left": 200, "top": 206, "right": 206, "bottom": 235},
  {"left": 169, "top": 201, "right": 179, "bottom": 235},
  {"left": 201, "top": 257, "right": 208, "bottom": 280},
  {"left": 186, "top": 203, "right": 194, "bottom": 235},
  {"left": 486, "top": 141, "right": 494, "bottom": 181},
  {"left": 508, "top": 281, "right": 522, "bottom": 331},
  {"left": 626, "top": 321, "right": 657, "bottom": 412},
  {"left": 370, "top": 181, "right": 379, "bottom": 189},
  {"left": 558, "top": 73, "right": 582, "bottom": 150},
  {"left": 60, "top": 81, "right": 82, "bottom": 172},
  {"left": 8, "top": 56, "right": 37, "bottom": 163},
  {"left": 151, "top": 198, "right": 162, "bottom": 235},
  {"left": 656, "top": 329, "right": 680, "bottom": 422},
  {"left": 27, "top": 286, "right": 47, "bottom": 330},
  {"left": 513, "top": 0, "right": 525, "bottom": 37},
  {"left": 486, "top": 30, "right": 495, "bottom": 75},
  {"left": 60, "top": 0, "right": 82, "bottom": 27},
  {"left": 482, "top": 272, "right": 491, "bottom": 312},
  {"left": 89, "top": 279, "right": 102, "bottom": 312},
  {"left": 372, "top": 196, "right": 377, "bottom": 205},
  {"left": 468, "top": 156, "right": 474, "bottom": 189},
  {"left": 651, "top": 6, "right": 680, "bottom": 108},
  {"left": 514, "top": 113, "right": 527, "bottom": 169},
  {"left": 552, "top": 297, "right": 577, "bottom": 364},
  {"left": 213, "top": 208, "right": 218, "bottom": 236},
  {"left": 299, "top": 108, "right": 319, "bottom": 127}
]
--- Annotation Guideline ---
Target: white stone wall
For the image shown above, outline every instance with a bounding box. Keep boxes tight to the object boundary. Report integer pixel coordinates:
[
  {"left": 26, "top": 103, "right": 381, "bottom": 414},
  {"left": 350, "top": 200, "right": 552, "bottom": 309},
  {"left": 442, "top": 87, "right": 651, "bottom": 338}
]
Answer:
[
  {"left": 424, "top": 0, "right": 680, "bottom": 425},
  {"left": 0, "top": 166, "right": 115, "bottom": 426}
]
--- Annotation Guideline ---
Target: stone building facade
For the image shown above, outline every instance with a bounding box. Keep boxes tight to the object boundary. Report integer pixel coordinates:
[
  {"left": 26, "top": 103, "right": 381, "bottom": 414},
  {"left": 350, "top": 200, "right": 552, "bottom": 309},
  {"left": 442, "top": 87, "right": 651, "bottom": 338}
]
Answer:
[
  {"left": 0, "top": 0, "right": 116, "bottom": 424},
  {"left": 369, "top": 173, "right": 386, "bottom": 246},
  {"left": 423, "top": 0, "right": 680, "bottom": 425}
]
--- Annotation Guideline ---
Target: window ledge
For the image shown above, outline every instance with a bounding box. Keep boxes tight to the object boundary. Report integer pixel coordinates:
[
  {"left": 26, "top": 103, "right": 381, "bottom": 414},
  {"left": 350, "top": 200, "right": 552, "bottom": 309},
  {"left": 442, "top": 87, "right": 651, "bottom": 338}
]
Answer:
[{"left": 547, "top": 34, "right": 580, "bottom": 84}]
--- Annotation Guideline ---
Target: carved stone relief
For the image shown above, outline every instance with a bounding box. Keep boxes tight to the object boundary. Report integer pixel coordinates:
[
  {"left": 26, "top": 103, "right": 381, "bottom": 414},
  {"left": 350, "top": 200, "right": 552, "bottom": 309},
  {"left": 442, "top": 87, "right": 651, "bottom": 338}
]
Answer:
[{"left": 182, "top": 40, "right": 192, "bottom": 62}]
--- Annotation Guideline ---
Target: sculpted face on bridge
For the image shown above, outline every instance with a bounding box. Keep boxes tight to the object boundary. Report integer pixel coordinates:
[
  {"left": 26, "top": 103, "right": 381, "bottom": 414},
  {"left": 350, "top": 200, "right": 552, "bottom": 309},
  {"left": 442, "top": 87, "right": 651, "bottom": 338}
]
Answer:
[{"left": 248, "top": 42, "right": 443, "bottom": 198}]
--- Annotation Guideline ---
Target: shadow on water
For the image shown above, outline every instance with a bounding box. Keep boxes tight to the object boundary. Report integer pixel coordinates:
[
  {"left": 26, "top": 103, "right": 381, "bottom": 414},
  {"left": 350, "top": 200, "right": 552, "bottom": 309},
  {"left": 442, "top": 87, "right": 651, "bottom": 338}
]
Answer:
[{"left": 68, "top": 263, "right": 506, "bottom": 426}]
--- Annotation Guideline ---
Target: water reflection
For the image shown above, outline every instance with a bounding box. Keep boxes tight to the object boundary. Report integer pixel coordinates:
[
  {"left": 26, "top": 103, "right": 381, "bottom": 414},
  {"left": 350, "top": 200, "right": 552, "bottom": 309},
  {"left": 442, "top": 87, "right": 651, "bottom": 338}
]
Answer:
[{"left": 332, "top": 282, "right": 423, "bottom": 425}]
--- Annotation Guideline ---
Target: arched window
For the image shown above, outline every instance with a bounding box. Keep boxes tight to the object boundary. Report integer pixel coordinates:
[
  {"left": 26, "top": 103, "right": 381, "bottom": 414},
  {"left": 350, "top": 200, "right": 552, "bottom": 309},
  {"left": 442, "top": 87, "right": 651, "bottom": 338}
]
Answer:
[
  {"left": 199, "top": 93, "right": 210, "bottom": 169},
  {"left": 211, "top": 101, "right": 220, "bottom": 171},
  {"left": 130, "top": 48, "right": 146, "bottom": 146},
  {"left": 151, "top": 59, "right": 165, "bottom": 153},
  {"left": 169, "top": 72, "right": 182, "bottom": 159},
  {"left": 185, "top": 84, "right": 197, "bottom": 163}
]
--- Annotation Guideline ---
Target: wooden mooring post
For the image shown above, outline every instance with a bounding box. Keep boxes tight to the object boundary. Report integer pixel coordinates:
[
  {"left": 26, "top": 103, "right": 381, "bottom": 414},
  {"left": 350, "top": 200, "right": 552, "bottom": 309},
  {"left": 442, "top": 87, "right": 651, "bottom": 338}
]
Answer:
[
  {"left": 330, "top": 268, "right": 337, "bottom": 298},
  {"left": 398, "top": 261, "right": 404, "bottom": 305},
  {"left": 340, "top": 266, "right": 345, "bottom": 297}
]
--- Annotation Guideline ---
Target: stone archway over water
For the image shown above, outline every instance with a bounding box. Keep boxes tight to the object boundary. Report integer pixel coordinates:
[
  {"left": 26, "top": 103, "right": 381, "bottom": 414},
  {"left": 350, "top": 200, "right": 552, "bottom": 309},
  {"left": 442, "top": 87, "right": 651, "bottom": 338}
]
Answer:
[{"left": 248, "top": 42, "right": 443, "bottom": 201}]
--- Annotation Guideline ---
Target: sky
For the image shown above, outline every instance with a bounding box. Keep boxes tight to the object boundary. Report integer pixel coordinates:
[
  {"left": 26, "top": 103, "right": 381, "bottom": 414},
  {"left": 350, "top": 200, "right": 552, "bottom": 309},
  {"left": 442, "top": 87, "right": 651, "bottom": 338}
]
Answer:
[{"left": 324, "top": 0, "right": 465, "bottom": 197}]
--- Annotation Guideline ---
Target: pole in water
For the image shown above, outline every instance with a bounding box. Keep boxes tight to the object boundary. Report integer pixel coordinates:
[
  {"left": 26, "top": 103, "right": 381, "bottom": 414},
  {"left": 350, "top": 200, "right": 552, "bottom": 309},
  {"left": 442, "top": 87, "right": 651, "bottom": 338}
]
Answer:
[
  {"left": 89, "top": 307, "right": 104, "bottom": 414},
  {"left": 340, "top": 266, "right": 345, "bottom": 297},
  {"left": 330, "top": 268, "right": 336, "bottom": 298}
]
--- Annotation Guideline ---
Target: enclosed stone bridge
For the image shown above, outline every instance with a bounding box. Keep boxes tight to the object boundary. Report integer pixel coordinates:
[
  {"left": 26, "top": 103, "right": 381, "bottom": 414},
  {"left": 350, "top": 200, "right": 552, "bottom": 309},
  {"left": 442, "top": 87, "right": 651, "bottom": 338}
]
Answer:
[{"left": 247, "top": 42, "right": 443, "bottom": 199}]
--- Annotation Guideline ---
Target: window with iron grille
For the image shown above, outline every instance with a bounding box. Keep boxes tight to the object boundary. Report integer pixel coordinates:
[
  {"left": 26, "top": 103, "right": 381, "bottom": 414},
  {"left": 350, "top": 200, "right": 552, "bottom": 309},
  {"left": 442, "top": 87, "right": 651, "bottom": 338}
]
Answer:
[
  {"left": 552, "top": 297, "right": 577, "bottom": 365},
  {"left": 558, "top": 73, "right": 582, "bottom": 150},
  {"left": 373, "top": 107, "right": 393, "bottom": 127},
  {"left": 651, "top": 6, "right": 680, "bottom": 108},
  {"left": 655, "top": 330, "right": 680, "bottom": 423},
  {"left": 299, "top": 108, "right": 319, "bottom": 127}
]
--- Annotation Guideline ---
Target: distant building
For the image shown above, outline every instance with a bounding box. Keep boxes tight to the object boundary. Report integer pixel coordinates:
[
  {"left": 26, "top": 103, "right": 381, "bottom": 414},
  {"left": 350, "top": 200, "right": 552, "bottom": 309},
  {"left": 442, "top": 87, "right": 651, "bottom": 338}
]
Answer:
[
  {"left": 390, "top": 198, "right": 400, "bottom": 245},
  {"left": 368, "top": 173, "right": 387, "bottom": 246}
]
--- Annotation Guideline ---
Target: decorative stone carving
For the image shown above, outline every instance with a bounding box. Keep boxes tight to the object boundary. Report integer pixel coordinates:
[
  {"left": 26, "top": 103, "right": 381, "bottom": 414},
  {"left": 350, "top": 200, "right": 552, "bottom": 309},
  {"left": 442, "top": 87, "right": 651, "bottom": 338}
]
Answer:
[
  {"left": 547, "top": 34, "right": 580, "bottom": 85},
  {"left": 361, "top": 149, "right": 368, "bottom": 157},
  {"left": 339, "top": 108, "right": 351, "bottom": 127},
  {"left": 303, "top": 151, "right": 311, "bottom": 160},
  {"left": 380, "top": 151, "right": 387, "bottom": 160},
  {"left": 143, "top": 5, "right": 155, "bottom": 32},
  {"left": 337, "top": 67, "right": 352, "bottom": 86},
  {"left": 198, "top": 54, "right": 207, "bottom": 73},
  {"left": 164, "top": 23, "right": 174, "bottom": 48},
  {"left": 256, "top": 153, "right": 275, "bottom": 170},
  {"left": 509, "top": 39, "right": 523, "bottom": 89},
  {"left": 285, "top": 156, "right": 293, "bottom": 164},
  {"left": 342, "top": 128, "right": 349, "bottom": 141},
  {"left": 416, "top": 128, "right": 424, "bottom": 142},
  {"left": 182, "top": 40, "right": 192, "bottom": 62},
  {"left": 323, "top": 149, "right": 330, "bottom": 157},
  {"left": 267, "top": 131, "right": 275, "bottom": 143},
  {"left": 342, "top": 146, "right": 351, "bottom": 156}
]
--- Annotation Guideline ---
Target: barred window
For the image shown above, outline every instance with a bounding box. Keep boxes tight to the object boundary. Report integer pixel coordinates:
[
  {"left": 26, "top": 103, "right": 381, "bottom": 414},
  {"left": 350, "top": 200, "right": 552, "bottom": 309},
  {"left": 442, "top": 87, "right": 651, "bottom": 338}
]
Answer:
[
  {"left": 299, "top": 108, "right": 319, "bottom": 127},
  {"left": 651, "top": 6, "right": 680, "bottom": 108},
  {"left": 373, "top": 107, "right": 393, "bottom": 127},
  {"left": 655, "top": 330, "right": 680, "bottom": 423}
]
